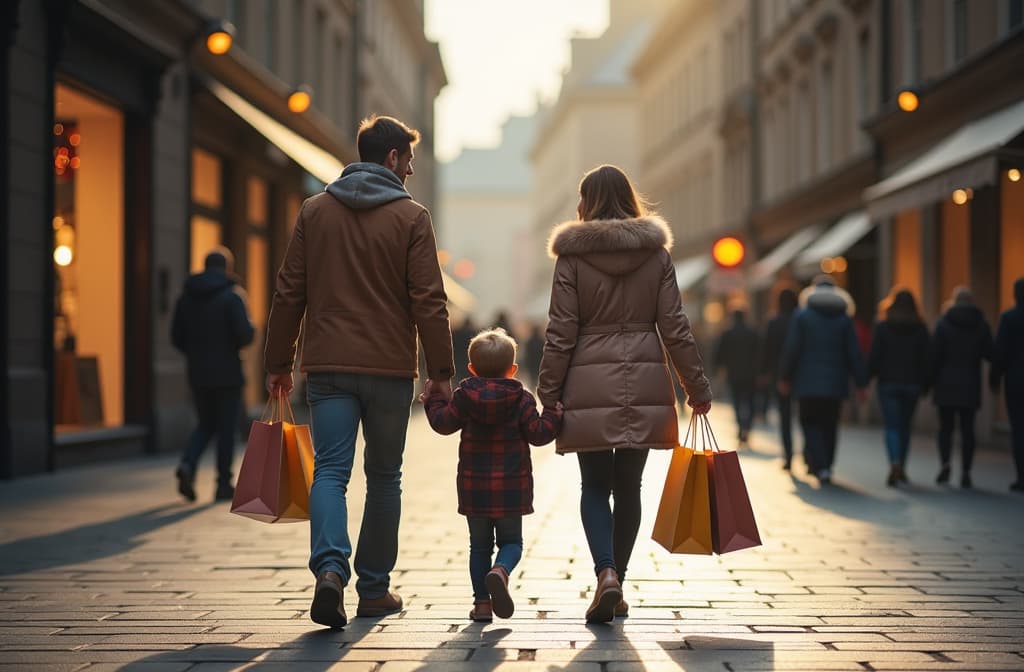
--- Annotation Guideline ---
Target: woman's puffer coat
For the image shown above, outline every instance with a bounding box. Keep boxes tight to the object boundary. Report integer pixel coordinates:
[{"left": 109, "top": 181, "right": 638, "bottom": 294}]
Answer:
[{"left": 537, "top": 215, "right": 712, "bottom": 454}]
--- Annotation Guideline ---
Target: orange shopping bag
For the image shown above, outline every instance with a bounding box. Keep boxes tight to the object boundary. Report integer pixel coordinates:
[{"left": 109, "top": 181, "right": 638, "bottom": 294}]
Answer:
[
  {"left": 700, "top": 416, "right": 762, "bottom": 554},
  {"left": 231, "top": 393, "right": 315, "bottom": 523},
  {"left": 652, "top": 415, "right": 713, "bottom": 554}
]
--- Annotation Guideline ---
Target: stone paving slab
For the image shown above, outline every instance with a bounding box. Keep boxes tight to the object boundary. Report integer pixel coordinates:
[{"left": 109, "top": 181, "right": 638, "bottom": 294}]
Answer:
[{"left": 2, "top": 415, "right": 1023, "bottom": 670}]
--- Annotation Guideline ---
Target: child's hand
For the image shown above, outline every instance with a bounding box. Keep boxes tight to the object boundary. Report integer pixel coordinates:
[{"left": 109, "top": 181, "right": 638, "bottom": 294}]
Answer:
[
  {"left": 555, "top": 401, "right": 564, "bottom": 411},
  {"left": 417, "top": 391, "right": 427, "bottom": 404}
]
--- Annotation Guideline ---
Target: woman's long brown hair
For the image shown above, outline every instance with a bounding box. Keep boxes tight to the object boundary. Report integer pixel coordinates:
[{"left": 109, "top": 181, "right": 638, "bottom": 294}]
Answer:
[{"left": 578, "top": 164, "right": 649, "bottom": 221}]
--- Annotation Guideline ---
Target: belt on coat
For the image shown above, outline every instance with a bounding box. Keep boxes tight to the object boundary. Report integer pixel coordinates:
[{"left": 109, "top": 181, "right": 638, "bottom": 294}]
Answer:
[{"left": 578, "top": 322, "right": 657, "bottom": 336}]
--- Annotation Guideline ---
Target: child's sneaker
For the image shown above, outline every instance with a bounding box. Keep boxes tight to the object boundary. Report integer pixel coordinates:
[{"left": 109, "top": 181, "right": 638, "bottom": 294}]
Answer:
[
  {"left": 469, "top": 600, "right": 492, "bottom": 622},
  {"left": 485, "top": 566, "right": 514, "bottom": 618}
]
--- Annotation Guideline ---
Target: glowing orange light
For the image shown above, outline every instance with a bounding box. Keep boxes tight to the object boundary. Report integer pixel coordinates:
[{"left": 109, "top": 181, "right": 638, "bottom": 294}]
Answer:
[
  {"left": 53, "top": 123, "right": 64, "bottom": 136},
  {"left": 54, "top": 245, "right": 73, "bottom": 266},
  {"left": 437, "top": 249, "right": 451, "bottom": 266},
  {"left": 712, "top": 237, "right": 745, "bottom": 268},
  {"left": 952, "top": 189, "right": 968, "bottom": 205},
  {"left": 69, "top": 157, "right": 80, "bottom": 169},
  {"left": 1009, "top": 168, "right": 1022, "bottom": 183},
  {"left": 287, "top": 88, "right": 312, "bottom": 113},
  {"left": 821, "top": 258, "right": 836, "bottom": 274},
  {"left": 897, "top": 90, "right": 919, "bottom": 112},
  {"left": 69, "top": 133, "right": 81, "bottom": 146},
  {"left": 833, "top": 256, "right": 848, "bottom": 273},
  {"left": 206, "top": 30, "right": 233, "bottom": 55}
]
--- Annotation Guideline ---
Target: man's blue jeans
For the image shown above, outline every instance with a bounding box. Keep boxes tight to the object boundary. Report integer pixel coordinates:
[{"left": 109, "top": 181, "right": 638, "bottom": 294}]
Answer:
[{"left": 305, "top": 372, "right": 413, "bottom": 599}]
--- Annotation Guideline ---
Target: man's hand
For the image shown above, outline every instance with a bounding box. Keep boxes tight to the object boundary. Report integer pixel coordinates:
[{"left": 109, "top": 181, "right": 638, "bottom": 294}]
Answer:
[
  {"left": 422, "top": 378, "right": 452, "bottom": 403},
  {"left": 266, "top": 372, "right": 293, "bottom": 397},
  {"left": 688, "top": 400, "right": 711, "bottom": 415}
]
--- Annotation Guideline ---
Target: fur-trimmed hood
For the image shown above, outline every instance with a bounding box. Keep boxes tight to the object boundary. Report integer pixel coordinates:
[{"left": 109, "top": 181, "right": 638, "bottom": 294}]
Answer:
[{"left": 546, "top": 216, "right": 673, "bottom": 277}]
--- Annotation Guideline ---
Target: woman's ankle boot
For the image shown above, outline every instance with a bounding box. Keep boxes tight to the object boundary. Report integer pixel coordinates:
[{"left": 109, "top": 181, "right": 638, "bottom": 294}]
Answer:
[{"left": 585, "top": 567, "right": 622, "bottom": 623}]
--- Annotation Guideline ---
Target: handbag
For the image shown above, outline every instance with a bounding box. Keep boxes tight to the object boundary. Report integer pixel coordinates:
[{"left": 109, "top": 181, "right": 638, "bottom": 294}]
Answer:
[
  {"left": 230, "top": 393, "right": 315, "bottom": 523},
  {"left": 651, "top": 414, "right": 714, "bottom": 554}
]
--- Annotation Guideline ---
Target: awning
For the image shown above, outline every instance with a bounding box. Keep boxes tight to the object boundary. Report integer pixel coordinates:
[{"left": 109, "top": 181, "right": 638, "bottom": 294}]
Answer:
[
  {"left": 794, "top": 211, "right": 874, "bottom": 275},
  {"left": 748, "top": 225, "right": 824, "bottom": 290},
  {"left": 863, "top": 99, "right": 1024, "bottom": 217},
  {"left": 674, "top": 255, "right": 712, "bottom": 292},
  {"left": 204, "top": 78, "right": 343, "bottom": 184}
]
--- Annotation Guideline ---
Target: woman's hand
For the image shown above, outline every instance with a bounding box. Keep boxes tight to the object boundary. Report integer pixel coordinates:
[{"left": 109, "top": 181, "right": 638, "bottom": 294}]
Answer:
[{"left": 688, "top": 400, "right": 711, "bottom": 415}]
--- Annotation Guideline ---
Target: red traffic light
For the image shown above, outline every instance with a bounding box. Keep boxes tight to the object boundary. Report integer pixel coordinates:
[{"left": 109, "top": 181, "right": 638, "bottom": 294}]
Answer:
[{"left": 712, "top": 236, "right": 745, "bottom": 268}]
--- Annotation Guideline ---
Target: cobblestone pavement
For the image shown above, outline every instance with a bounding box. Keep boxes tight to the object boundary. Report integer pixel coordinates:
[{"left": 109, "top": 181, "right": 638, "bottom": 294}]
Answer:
[{"left": 1, "top": 406, "right": 1023, "bottom": 671}]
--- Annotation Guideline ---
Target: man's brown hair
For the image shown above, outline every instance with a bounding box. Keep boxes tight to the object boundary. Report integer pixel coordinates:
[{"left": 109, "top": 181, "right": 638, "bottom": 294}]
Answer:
[
  {"left": 578, "top": 164, "right": 650, "bottom": 221},
  {"left": 357, "top": 115, "right": 421, "bottom": 164},
  {"left": 468, "top": 328, "right": 517, "bottom": 378}
]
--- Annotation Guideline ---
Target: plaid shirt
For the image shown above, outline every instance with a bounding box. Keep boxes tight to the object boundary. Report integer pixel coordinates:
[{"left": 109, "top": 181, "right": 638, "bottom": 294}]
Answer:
[{"left": 425, "top": 377, "right": 563, "bottom": 517}]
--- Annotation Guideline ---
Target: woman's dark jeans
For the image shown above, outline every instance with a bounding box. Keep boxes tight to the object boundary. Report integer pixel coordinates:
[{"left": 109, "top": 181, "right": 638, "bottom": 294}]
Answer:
[
  {"left": 466, "top": 516, "right": 523, "bottom": 602},
  {"left": 877, "top": 383, "right": 921, "bottom": 466},
  {"left": 937, "top": 406, "right": 977, "bottom": 474},
  {"left": 577, "top": 448, "right": 649, "bottom": 579}
]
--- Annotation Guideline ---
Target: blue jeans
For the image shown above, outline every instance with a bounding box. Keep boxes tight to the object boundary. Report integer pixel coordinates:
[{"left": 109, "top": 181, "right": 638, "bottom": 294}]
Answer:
[
  {"left": 877, "top": 383, "right": 921, "bottom": 466},
  {"left": 466, "top": 516, "right": 522, "bottom": 602},
  {"left": 775, "top": 391, "right": 793, "bottom": 461},
  {"left": 577, "top": 449, "right": 649, "bottom": 579},
  {"left": 182, "top": 385, "right": 241, "bottom": 487},
  {"left": 305, "top": 372, "right": 413, "bottom": 599}
]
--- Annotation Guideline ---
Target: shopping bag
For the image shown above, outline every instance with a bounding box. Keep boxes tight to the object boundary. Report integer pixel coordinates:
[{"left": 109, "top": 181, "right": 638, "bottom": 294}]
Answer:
[
  {"left": 703, "top": 418, "right": 762, "bottom": 554},
  {"left": 651, "top": 416, "right": 713, "bottom": 554},
  {"left": 231, "top": 394, "right": 314, "bottom": 523}
]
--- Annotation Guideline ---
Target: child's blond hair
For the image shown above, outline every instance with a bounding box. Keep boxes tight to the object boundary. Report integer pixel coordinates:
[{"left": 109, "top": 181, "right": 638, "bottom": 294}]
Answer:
[{"left": 468, "top": 328, "right": 517, "bottom": 378}]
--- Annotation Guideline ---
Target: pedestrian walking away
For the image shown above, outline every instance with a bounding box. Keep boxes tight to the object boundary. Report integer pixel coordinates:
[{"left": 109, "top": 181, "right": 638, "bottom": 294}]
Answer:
[
  {"left": 929, "top": 287, "right": 993, "bottom": 489},
  {"left": 264, "top": 115, "right": 455, "bottom": 629},
  {"left": 538, "top": 164, "right": 712, "bottom": 623},
  {"left": 759, "top": 288, "right": 798, "bottom": 470},
  {"left": 779, "top": 276, "right": 867, "bottom": 485},
  {"left": 170, "top": 247, "right": 255, "bottom": 503},
  {"left": 713, "top": 307, "right": 759, "bottom": 447},
  {"left": 867, "top": 287, "right": 929, "bottom": 487},
  {"left": 990, "top": 277, "right": 1024, "bottom": 492},
  {"left": 422, "top": 327, "right": 562, "bottom": 622}
]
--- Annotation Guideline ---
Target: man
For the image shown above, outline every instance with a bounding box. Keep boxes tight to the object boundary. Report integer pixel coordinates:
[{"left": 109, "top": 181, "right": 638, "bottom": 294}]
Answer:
[
  {"left": 264, "top": 115, "right": 454, "bottom": 629},
  {"left": 759, "top": 288, "right": 798, "bottom": 469},
  {"left": 171, "top": 248, "right": 254, "bottom": 502},
  {"left": 991, "top": 277, "right": 1024, "bottom": 492},
  {"left": 779, "top": 276, "right": 867, "bottom": 484},
  {"left": 712, "top": 308, "right": 759, "bottom": 447}
]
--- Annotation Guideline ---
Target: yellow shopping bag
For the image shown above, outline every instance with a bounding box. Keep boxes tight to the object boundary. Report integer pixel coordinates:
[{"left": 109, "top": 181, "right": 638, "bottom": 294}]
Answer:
[{"left": 651, "top": 415, "right": 713, "bottom": 554}]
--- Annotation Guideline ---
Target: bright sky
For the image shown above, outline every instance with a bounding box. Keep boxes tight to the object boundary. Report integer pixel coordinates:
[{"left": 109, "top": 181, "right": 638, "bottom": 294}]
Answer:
[{"left": 424, "top": 0, "right": 609, "bottom": 163}]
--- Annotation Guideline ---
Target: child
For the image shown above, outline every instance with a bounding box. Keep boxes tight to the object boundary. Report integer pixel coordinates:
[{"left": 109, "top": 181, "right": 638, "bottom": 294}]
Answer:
[{"left": 422, "top": 328, "right": 563, "bottom": 622}]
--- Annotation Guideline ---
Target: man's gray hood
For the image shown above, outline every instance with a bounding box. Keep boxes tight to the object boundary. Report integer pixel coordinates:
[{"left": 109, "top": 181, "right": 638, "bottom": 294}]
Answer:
[{"left": 325, "top": 162, "right": 411, "bottom": 210}]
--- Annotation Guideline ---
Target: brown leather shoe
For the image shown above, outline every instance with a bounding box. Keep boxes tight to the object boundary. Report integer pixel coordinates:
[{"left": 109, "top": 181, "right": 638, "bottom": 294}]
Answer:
[
  {"left": 469, "top": 600, "right": 493, "bottom": 622},
  {"left": 356, "top": 590, "right": 403, "bottom": 617},
  {"left": 310, "top": 571, "right": 347, "bottom": 629},
  {"left": 485, "top": 565, "right": 514, "bottom": 618},
  {"left": 614, "top": 598, "right": 629, "bottom": 617},
  {"left": 585, "top": 567, "right": 622, "bottom": 623}
]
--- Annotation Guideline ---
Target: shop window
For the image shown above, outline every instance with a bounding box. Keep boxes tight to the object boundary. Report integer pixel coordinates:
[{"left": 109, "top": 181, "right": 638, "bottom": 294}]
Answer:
[
  {"left": 893, "top": 209, "right": 922, "bottom": 300},
  {"left": 244, "top": 177, "right": 270, "bottom": 411},
  {"left": 1002, "top": 170, "right": 1024, "bottom": 312},
  {"left": 190, "top": 148, "right": 224, "bottom": 272},
  {"left": 53, "top": 84, "right": 125, "bottom": 431},
  {"left": 190, "top": 215, "right": 222, "bottom": 272},
  {"left": 940, "top": 199, "right": 970, "bottom": 307}
]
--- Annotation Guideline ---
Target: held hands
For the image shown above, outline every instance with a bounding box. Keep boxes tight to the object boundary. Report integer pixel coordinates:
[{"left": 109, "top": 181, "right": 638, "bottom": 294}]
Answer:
[
  {"left": 266, "top": 372, "right": 293, "bottom": 397},
  {"left": 419, "top": 378, "right": 453, "bottom": 404}
]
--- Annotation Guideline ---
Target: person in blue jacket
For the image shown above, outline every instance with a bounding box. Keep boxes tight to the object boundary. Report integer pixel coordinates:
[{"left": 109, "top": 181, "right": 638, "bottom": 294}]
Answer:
[
  {"left": 779, "top": 276, "right": 867, "bottom": 484},
  {"left": 990, "top": 277, "right": 1024, "bottom": 492},
  {"left": 171, "top": 248, "right": 255, "bottom": 502}
]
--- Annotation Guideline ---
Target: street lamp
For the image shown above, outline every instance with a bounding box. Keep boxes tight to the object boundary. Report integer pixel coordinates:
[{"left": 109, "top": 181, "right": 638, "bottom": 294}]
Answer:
[
  {"left": 204, "top": 19, "right": 236, "bottom": 55},
  {"left": 287, "top": 85, "right": 313, "bottom": 113},
  {"left": 897, "top": 88, "right": 919, "bottom": 112}
]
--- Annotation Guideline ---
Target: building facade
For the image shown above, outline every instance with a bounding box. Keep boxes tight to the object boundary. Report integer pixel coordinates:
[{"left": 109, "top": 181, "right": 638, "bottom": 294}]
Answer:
[{"left": 1, "top": 0, "right": 446, "bottom": 477}]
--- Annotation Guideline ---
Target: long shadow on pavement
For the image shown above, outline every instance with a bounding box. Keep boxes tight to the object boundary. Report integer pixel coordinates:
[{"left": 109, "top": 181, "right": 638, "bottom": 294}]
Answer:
[
  {"left": 788, "top": 474, "right": 909, "bottom": 523},
  {"left": 0, "top": 503, "right": 212, "bottom": 577}
]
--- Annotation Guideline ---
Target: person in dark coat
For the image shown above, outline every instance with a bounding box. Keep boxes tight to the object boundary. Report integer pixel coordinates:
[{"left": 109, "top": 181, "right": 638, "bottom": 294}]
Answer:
[
  {"left": 991, "top": 277, "right": 1024, "bottom": 492},
  {"left": 713, "top": 308, "right": 759, "bottom": 446},
  {"left": 423, "top": 328, "right": 562, "bottom": 623},
  {"left": 759, "top": 288, "right": 799, "bottom": 469},
  {"left": 451, "top": 316, "right": 477, "bottom": 381},
  {"left": 170, "top": 248, "right": 255, "bottom": 502},
  {"left": 867, "top": 288, "right": 930, "bottom": 486},
  {"left": 929, "top": 287, "right": 994, "bottom": 488},
  {"left": 779, "top": 276, "right": 867, "bottom": 484},
  {"left": 523, "top": 323, "right": 545, "bottom": 390}
]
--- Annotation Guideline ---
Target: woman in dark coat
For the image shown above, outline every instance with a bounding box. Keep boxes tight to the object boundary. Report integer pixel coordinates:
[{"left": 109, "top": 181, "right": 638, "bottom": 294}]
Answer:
[
  {"left": 538, "top": 164, "right": 712, "bottom": 623},
  {"left": 991, "top": 277, "right": 1024, "bottom": 491},
  {"left": 867, "top": 288, "right": 929, "bottom": 486},
  {"left": 759, "top": 288, "right": 799, "bottom": 469},
  {"left": 930, "top": 287, "right": 993, "bottom": 488}
]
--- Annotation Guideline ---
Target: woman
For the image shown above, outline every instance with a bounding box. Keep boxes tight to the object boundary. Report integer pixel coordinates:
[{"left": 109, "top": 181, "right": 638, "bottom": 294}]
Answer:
[
  {"left": 930, "top": 287, "right": 993, "bottom": 488},
  {"left": 537, "top": 165, "right": 712, "bottom": 623},
  {"left": 867, "top": 288, "right": 929, "bottom": 486},
  {"left": 759, "top": 288, "right": 799, "bottom": 470}
]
